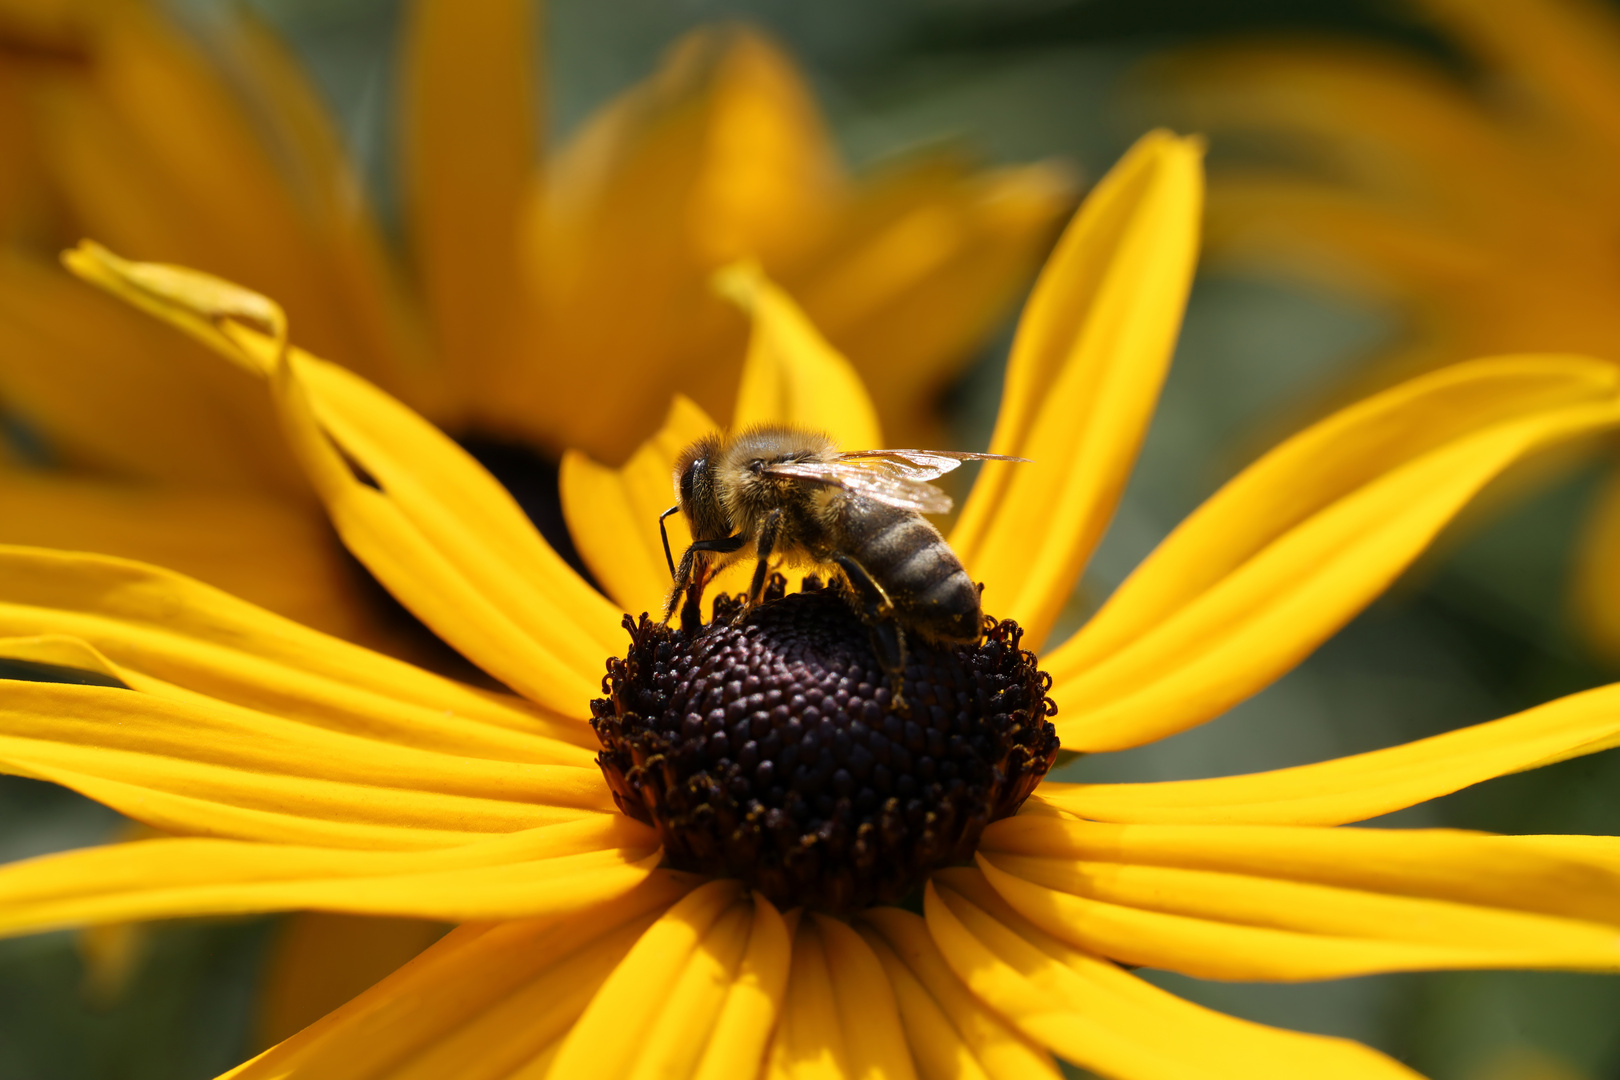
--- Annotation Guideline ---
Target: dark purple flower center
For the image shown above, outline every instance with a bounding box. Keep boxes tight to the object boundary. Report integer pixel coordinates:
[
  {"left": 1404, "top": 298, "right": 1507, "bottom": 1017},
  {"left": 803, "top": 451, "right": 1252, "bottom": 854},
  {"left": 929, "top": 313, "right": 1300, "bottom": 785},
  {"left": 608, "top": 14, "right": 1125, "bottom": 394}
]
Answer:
[{"left": 590, "top": 578, "right": 1058, "bottom": 914}]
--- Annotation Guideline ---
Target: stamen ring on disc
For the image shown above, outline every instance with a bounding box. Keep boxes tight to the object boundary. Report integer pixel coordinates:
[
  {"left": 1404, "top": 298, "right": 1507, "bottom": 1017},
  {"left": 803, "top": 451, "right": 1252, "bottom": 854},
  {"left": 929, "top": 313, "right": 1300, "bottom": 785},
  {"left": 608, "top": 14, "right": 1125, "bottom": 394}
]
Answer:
[{"left": 591, "top": 577, "right": 1059, "bottom": 914}]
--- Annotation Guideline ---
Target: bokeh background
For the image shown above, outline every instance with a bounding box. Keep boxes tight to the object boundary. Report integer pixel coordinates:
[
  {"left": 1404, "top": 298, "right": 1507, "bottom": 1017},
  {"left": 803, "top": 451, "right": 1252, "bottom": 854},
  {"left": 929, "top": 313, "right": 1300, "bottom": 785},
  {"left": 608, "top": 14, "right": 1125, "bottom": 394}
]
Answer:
[{"left": 3, "top": 1, "right": 1618, "bottom": 1077}]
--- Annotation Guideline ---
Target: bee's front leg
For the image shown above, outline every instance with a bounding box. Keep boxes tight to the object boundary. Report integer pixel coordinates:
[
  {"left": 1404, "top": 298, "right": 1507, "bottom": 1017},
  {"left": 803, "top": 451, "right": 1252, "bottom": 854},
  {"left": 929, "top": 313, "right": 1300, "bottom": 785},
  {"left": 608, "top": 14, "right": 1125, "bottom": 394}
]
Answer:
[{"left": 666, "top": 534, "right": 747, "bottom": 630}]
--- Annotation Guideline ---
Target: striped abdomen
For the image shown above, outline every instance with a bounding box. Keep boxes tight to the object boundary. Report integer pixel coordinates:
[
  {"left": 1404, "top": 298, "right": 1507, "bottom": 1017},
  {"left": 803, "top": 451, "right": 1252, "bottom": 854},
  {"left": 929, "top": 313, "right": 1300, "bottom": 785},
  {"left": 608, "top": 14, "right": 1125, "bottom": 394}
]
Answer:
[{"left": 838, "top": 496, "right": 981, "bottom": 643}]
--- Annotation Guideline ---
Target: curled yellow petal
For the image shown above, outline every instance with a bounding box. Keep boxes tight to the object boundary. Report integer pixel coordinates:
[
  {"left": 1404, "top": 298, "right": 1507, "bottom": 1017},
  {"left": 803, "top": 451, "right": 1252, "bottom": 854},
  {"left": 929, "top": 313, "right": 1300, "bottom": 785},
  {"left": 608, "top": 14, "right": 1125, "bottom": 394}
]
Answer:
[
  {"left": 950, "top": 130, "right": 1204, "bottom": 647},
  {"left": 63, "top": 239, "right": 287, "bottom": 369},
  {"left": 64, "top": 247, "right": 623, "bottom": 713},
  {"left": 0, "top": 252, "right": 300, "bottom": 490}
]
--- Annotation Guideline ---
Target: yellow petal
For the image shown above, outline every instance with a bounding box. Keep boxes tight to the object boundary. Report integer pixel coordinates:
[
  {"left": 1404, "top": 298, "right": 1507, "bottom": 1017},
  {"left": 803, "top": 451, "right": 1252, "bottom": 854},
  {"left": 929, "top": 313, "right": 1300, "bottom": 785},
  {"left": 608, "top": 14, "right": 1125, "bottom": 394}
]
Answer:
[
  {"left": 0, "top": 678, "right": 612, "bottom": 848},
  {"left": 858, "top": 907, "right": 1061, "bottom": 1080},
  {"left": 500, "top": 26, "right": 842, "bottom": 460},
  {"left": 692, "top": 895, "right": 795, "bottom": 1080},
  {"left": 224, "top": 875, "right": 695, "bottom": 1079},
  {"left": 256, "top": 914, "right": 447, "bottom": 1051},
  {"left": 0, "top": 470, "right": 379, "bottom": 646},
  {"left": 719, "top": 260, "right": 883, "bottom": 448},
  {"left": 0, "top": 817, "right": 659, "bottom": 933},
  {"left": 65, "top": 247, "right": 624, "bottom": 713},
  {"left": 812, "top": 913, "right": 917, "bottom": 1080},
  {"left": 792, "top": 156, "right": 1077, "bottom": 450},
  {"left": 559, "top": 394, "right": 720, "bottom": 616},
  {"left": 976, "top": 815, "right": 1620, "bottom": 981},
  {"left": 925, "top": 869, "right": 1422, "bottom": 1079},
  {"left": 399, "top": 0, "right": 533, "bottom": 405},
  {"left": 548, "top": 879, "right": 792, "bottom": 1080},
  {"left": 547, "top": 879, "right": 743, "bottom": 1076},
  {"left": 1046, "top": 355, "right": 1620, "bottom": 751},
  {"left": 765, "top": 913, "right": 847, "bottom": 1079},
  {"left": 0, "top": 545, "right": 593, "bottom": 759},
  {"left": 1036, "top": 680, "right": 1620, "bottom": 825},
  {"left": 950, "top": 131, "right": 1204, "bottom": 647}
]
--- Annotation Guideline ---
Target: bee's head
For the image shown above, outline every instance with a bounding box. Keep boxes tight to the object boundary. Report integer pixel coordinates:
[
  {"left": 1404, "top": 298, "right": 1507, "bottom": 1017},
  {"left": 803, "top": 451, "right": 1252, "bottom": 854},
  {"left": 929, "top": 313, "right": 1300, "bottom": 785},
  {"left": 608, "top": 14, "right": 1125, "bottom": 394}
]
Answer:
[{"left": 673, "top": 432, "right": 730, "bottom": 541}]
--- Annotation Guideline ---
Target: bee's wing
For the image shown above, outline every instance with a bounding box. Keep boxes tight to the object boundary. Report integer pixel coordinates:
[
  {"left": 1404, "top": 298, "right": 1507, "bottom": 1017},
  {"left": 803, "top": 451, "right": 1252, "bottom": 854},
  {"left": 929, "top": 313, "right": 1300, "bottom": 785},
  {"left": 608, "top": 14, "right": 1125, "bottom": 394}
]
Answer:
[
  {"left": 763, "top": 450, "right": 1028, "bottom": 515},
  {"left": 837, "top": 449, "right": 1033, "bottom": 481},
  {"left": 762, "top": 458, "right": 956, "bottom": 515}
]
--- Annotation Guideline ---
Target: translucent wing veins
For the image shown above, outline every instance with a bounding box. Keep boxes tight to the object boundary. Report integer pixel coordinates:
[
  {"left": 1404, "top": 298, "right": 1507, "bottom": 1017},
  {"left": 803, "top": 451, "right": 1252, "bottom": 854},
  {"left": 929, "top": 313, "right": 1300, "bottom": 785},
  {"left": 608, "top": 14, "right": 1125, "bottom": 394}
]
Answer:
[{"left": 761, "top": 450, "right": 1030, "bottom": 516}]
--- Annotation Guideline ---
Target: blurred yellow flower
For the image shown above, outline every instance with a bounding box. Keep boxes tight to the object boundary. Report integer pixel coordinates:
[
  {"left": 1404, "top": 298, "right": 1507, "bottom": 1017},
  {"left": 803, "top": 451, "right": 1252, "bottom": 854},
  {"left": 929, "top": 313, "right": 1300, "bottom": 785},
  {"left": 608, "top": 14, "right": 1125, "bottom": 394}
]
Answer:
[
  {"left": 2, "top": 131, "right": 1620, "bottom": 1079},
  {"left": 1147, "top": 0, "right": 1620, "bottom": 654},
  {"left": 0, "top": 0, "right": 1072, "bottom": 645}
]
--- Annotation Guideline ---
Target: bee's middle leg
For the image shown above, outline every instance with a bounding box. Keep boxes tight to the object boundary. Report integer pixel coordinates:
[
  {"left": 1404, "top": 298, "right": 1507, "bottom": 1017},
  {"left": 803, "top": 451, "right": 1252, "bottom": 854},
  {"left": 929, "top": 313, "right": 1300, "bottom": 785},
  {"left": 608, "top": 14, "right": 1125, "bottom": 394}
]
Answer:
[
  {"left": 746, "top": 509, "right": 784, "bottom": 610},
  {"left": 831, "top": 553, "right": 908, "bottom": 707}
]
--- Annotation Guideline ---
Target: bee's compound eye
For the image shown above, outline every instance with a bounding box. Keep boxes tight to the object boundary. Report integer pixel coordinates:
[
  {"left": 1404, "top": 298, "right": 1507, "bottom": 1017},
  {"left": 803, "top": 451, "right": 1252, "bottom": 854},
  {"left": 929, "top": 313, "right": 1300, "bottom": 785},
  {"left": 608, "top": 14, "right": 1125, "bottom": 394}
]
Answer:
[
  {"left": 679, "top": 458, "right": 701, "bottom": 507},
  {"left": 589, "top": 590, "right": 1058, "bottom": 915}
]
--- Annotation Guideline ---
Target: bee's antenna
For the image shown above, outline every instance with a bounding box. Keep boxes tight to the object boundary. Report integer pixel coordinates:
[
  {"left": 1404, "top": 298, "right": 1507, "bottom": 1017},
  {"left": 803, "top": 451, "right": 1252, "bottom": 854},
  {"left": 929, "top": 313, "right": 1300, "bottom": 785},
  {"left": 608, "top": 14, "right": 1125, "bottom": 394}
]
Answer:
[{"left": 659, "top": 504, "right": 680, "bottom": 579}]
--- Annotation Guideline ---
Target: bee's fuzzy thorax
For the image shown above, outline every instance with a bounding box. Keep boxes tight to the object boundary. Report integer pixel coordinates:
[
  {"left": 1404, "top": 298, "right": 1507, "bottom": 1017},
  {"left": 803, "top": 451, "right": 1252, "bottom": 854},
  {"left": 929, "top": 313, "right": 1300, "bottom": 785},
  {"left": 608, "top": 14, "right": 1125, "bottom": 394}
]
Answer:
[{"left": 717, "top": 425, "right": 836, "bottom": 548}]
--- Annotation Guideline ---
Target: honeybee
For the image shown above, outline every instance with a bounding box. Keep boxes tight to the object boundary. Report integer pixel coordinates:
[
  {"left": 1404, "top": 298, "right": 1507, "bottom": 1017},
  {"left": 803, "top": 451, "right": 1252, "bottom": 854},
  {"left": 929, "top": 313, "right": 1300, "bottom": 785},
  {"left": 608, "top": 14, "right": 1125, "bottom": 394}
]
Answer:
[{"left": 659, "top": 425, "right": 1029, "bottom": 677}]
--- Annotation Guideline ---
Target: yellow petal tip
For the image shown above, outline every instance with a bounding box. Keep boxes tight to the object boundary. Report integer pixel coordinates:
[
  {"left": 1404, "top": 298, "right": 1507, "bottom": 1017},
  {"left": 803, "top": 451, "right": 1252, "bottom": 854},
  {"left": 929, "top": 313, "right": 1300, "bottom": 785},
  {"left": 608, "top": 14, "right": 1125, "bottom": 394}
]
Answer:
[
  {"left": 59, "top": 240, "right": 288, "bottom": 376},
  {"left": 712, "top": 257, "right": 766, "bottom": 311}
]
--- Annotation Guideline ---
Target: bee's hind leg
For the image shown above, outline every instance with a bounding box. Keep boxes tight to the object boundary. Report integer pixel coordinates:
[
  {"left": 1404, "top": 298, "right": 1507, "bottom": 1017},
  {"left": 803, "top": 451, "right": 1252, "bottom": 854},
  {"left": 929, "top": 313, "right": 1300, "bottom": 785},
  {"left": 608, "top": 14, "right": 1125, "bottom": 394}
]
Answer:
[{"left": 831, "top": 553, "right": 909, "bottom": 710}]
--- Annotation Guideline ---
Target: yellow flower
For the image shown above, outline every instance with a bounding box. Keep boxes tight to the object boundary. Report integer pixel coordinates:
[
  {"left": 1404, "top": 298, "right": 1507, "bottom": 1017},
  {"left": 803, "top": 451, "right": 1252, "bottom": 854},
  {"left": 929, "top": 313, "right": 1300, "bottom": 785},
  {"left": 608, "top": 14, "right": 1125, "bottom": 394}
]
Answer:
[
  {"left": 0, "top": 0, "right": 1072, "bottom": 643},
  {"left": 1144, "top": 0, "right": 1620, "bottom": 655},
  {"left": 5, "top": 131, "right": 1620, "bottom": 1079}
]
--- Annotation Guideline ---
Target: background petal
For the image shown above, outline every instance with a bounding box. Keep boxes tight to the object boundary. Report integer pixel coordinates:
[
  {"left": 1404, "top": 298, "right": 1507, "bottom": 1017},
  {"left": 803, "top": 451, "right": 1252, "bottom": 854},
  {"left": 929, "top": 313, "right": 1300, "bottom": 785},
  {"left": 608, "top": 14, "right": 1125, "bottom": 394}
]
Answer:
[
  {"left": 789, "top": 156, "right": 1077, "bottom": 450},
  {"left": 500, "top": 25, "right": 842, "bottom": 459},
  {"left": 399, "top": 0, "right": 534, "bottom": 414},
  {"left": 720, "top": 260, "right": 883, "bottom": 449},
  {"left": 0, "top": 472, "right": 376, "bottom": 645}
]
